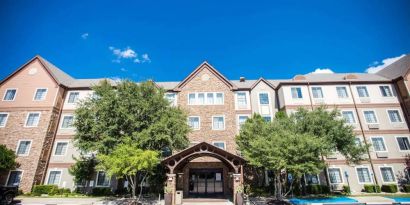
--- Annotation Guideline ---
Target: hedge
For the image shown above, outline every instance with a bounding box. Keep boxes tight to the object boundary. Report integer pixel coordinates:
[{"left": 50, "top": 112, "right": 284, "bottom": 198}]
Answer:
[
  {"left": 92, "top": 187, "right": 113, "bottom": 196},
  {"left": 342, "top": 185, "right": 351, "bottom": 195},
  {"left": 381, "top": 184, "right": 398, "bottom": 193},
  {"left": 403, "top": 184, "right": 410, "bottom": 193},
  {"left": 32, "top": 185, "right": 59, "bottom": 196},
  {"left": 363, "top": 184, "right": 381, "bottom": 193}
]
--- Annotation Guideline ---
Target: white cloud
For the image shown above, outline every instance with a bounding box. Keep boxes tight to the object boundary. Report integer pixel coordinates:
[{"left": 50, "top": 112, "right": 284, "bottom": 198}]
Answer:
[
  {"left": 110, "top": 76, "right": 122, "bottom": 83},
  {"left": 141, "top": 53, "right": 151, "bottom": 63},
  {"left": 120, "top": 68, "right": 127, "bottom": 72},
  {"left": 308, "top": 68, "right": 334, "bottom": 74},
  {"left": 366, "top": 54, "right": 405, "bottom": 73},
  {"left": 109, "top": 46, "right": 151, "bottom": 64},
  {"left": 134, "top": 58, "right": 141, "bottom": 63},
  {"left": 81, "top": 33, "right": 89, "bottom": 39}
]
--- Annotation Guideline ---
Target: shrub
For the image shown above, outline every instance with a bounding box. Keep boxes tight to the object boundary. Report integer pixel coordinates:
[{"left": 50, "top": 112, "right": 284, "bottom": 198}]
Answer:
[
  {"left": 342, "top": 185, "right": 351, "bottom": 195},
  {"left": 32, "top": 185, "right": 59, "bottom": 196},
  {"left": 381, "top": 184, "right": 398, "bottom": 193},
  {"left": 321, "top": 185, "right": 330, "bottom": 194},
  {"left": 306, "top": 185, "right": 322, "bottom": 194},
  {"left": 363, "top": 184, "right": 381, "bottom": 193},
  {"left": 403, "top": 184, "right": 410, "bottom": 192},
  {"left": 91, "top": 187, "right": 113, "bottom": 196}
]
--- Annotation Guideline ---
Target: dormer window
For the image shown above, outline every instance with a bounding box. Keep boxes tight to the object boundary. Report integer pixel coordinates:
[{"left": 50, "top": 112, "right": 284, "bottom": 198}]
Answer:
[
  {"left": 236, "top": 92, "right": 248, "bottom": 109},
  {"left": 291, "top": 87, "right": 303, "bottom": 99},
  {"left": 34, "top": 88, "right": 47, "bottom": 101}
]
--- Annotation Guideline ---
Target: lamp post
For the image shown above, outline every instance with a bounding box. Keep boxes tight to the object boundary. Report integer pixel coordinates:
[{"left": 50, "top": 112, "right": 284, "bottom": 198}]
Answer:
[{"left": 344, "top": 171, "right": 350, "bottom": 188}]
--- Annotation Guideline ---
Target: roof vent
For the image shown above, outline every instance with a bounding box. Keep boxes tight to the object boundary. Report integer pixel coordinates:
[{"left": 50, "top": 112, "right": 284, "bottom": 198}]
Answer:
[
  {"left": 293, "top": 75, "right": 306, "bottom": 81},
  {"left": 239, "top": 77, "right": 246, "bottom": 82},
  {"left": 344, "top": 74, "right": 358, "bottom": 80}
]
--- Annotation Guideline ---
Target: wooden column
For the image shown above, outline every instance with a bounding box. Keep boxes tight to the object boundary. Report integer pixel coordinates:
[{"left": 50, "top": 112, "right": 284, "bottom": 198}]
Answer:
[{"left": 167, "top": 174, "right": 177, "bottom": 205}]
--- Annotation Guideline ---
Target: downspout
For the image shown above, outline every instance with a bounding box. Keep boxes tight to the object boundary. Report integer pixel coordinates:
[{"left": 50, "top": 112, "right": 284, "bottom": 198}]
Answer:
[{"left": 348, "top": 82, "right": 379, "bottom": 185}]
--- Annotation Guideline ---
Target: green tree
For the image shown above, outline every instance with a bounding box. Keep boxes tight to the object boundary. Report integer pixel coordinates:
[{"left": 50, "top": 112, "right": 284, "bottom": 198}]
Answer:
[
  {"left": 97, "top": 141, "right": 159, "bottom": 200},
  {"left": 68, "top": 156, "right": 96, "bottom": 193},
  {"left": 236, "top": 107, "right": 367, "bottom": 200},
  {"left": 0, "top": 144, "right": 17, "bottom": 171}
]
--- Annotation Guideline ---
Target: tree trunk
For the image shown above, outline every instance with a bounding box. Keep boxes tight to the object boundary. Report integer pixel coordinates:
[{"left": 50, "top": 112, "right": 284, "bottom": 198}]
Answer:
[
  {"left": 137, "top": 172, "right": 148, "bottom": 202},
  {"left": 274, "top": 171, "right": 283, "bottom": 200}
]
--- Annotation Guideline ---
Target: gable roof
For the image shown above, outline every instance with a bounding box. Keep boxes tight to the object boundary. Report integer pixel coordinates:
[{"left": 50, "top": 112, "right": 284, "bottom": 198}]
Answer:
[
  {"left": 376, "top": 54, "right": 410, "bottom": 80},
  {"left": 175, "top": 61, "right": 237, "bottom": 91}
]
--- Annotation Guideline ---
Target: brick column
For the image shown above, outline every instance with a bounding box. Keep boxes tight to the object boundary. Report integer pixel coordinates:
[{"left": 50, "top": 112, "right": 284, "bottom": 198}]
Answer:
[
  {"left": 166, "top": 174, "right": 176, "bottom": 205},
  {"left": 232, "top": 173, "right": 242, "bottom": 205}
]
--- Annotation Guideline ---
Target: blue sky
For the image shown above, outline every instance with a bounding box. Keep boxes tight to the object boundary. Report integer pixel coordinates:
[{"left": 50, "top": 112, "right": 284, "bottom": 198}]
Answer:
[{"left": 0, "top": 0, "right": 409, "bottom": 82}]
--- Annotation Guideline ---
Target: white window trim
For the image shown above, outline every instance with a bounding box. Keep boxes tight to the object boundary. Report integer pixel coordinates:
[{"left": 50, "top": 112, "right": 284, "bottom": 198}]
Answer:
[
  {"left": 33, "top": 88, "right": 48, "bottom": 101},
  {"left": 235, "top": 91, "right": 250, "bottom": 110},
  {"left": 46, "top": 169, "right": 62, "bottom": 186},
  {"left": 66, "top": 91, "right": 80, "bottom": 104},
  {"left": 379, "top": 85, "right": 394, "bottom": 97},
  {"left": 15, "top": 139, "right": 33, "bottom": 156},
  {"left": 311, "top": 86, "right": 324, "bottom": 99},
  {"left": 187, "top": 92, "right": 224, "bottom": 105},
  {"left": 237, "top": 114, "right": 251, "bottom": 131},
  {"left": 341, "top": 110, "right": 357, "bottom": 124},
  {"left": 303, "top": 173, "right": 321, "bottom": 185},
  {"left": 290, "top": 87, "right": 303, "bottom": 99},
  {"left": 327, "top": 167, "right": 344, "bottom": 184},
  {"left": 370, "top": 136, "right": 388, "bottom": 152},
  {"left": 386, "top": 109, "right": 404, "bottom": 124},
  {"left": 0, "top": 112, "right": 9, "bottom": 128},
  {"left": 24, "top": 112, "right": 41, "bottom": 127},
  {"left": 356, "top": 86, "right": 369, "bottom": 98},
  {"left": 5, "top": 169, "right": 24, "bottom": 186},
  {"left": 395, "top": 136, "right": 410, "bottom": 152},
  {"left": 379, "top": 166, "right": 397, "bottom": 183},
  {"left": 336, "top": 86, "right": 349, "bottom": 98},
  {"left": 187, "top": 116, "right": 201, "bottom": 130},
  {"left": 96, "top": 171, "right": 111, "bottom": 187},
  {"left": 2, "top": 88, "right": 18, "bottom": 101},
  {"left": 212, "top": 141, "right": 226, "bottom": 150},
  {"left": 355, "top": 166, "right": 373, "bottom": 184},
  {"left": 362, "top": 110, "right": 379, "bottom": 124},
  {"left": 257, "top": 92, "right": 273, "bottom": 120},
  {"left": 212, "top": 115, "right": 225, "bottom": 130},
  {"left": 53, "top": 140, "right": 69, "bottom": 156},
  {"left": 60, "top": 114, "right": 75, "bottom": 129}
]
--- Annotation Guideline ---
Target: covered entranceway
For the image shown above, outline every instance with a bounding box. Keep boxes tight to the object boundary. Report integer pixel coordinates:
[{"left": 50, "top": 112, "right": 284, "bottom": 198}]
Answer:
[{"left": 162, "top": 142, "right": 245, "bottom": 205}]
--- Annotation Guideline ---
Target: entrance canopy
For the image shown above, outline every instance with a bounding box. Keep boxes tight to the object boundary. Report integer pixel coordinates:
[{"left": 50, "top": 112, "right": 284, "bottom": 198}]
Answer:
[{"left": 162, "top": 142, "right": 246, "bottom": 174}]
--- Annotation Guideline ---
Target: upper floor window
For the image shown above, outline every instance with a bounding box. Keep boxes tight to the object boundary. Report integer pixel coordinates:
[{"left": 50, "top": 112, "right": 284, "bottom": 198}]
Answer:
[
  {"left": 263, "top": 116, "right": 272, "bottom": 122},
  {"left": 25, "top": 112, "right": 41, "bottom": 127},
  {"left": 16, "top": 140, "right": 32, "bottom": 156},
  {"left": 188, "top": 92, "right": 224, "bottom": 105},
  {"left": 371, "top": 137, "right": 386, "bottom": 152},
  {"left": 61, "top": 115, "right": 74, "bottom": 129},
  {"left": 6, "top": 170, "right": 22, "bottom": 186},
  {"left": 328, "top": 168, "right": 342, "bottom": 184},
  {"left": 311, "top": 87, "right": 323, "bottom": 99},
  {"left": 238, "top": 115, "right": 249, "bottom": 129},
  {"left": 354, "top": 137, "right": 362, "bottom": 146},
  {"left": 3, "top": 89, "right": 17, "bottom": 101},
  {"left": 387, "top": 110, "right": 402, "bottom": 123},
  {"left": 356, "top": 86, "right": 369, "bottom": 98},
  {"left": 67, "top": 92, "right": 80, "bottom": 104},
  {"left": 291, "top": 87, "right": 303, "bottom": 99},
  {"left": 165, "top": 93, "right": 177, "bottom": 106},
  {"left": 341, "top": 111, "right": 355, "bottom": 124},
  {"left": 0, "top": 113, "right": 9, "bottom": 127},
  {"left": 213, "top": 141, "right": 226, "bottom": 150},
  {"left": 236, "top": 92, "right": 248, "bottom": 109},
  {"left": 397, "top": 137, "right": 410, "bottom": 151},
  {"left": 212, "top": 116, "right": 225, "bottom": 130},
  {"left": 363, "top": 110, "right": 378, "bottom": 124},
  {"left": 379, "top": 86, "right": 393, "bottom": 97},
  {"left": 47, "top": 170, "right": 62, "bottom": 185},
  {"left": 188, "top": 116, "right": 200, "bottom": 130},
  {"left": 96, "top": 171, "right": 110, "bottom": 187},
  {"left": 54, "top": 142, "right": 68, "bottom": 156},
  {"left": 336, "top": 87, "right": 349, "bottom": 98},
  {"left": 380, "top": 167, "right": 395, "bottom": 182},
  {"left": 259, "top": 93, "right": 270, "bottom": 105},
  {"left": 34, "top": 88, "right": 47, "bottom": 101}
]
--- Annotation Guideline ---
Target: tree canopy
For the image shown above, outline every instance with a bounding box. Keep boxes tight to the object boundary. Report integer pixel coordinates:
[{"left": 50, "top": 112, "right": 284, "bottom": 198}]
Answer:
[{"left": 0, "top": 144, "right": 17, "bottom": 171}]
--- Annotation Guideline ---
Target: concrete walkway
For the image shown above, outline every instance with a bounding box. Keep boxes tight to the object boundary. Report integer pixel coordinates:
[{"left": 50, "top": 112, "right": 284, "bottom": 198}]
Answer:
[
  {"left": 15, "top": 197, "right": 103, "bottom": 205},
  {"left": 351, "top": 196, "right": 396, "bottom": 203}
]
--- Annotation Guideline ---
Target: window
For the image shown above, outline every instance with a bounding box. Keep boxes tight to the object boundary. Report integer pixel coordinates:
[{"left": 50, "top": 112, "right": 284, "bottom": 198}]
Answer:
[
  {"left": 213, "top": 142, "right": 226, "bottom": 150},
  {"left": 3, "top": 89, "right": 17, "bottom": 101},
  {"left": 305, "top": 174, "right": 319, "bottom": 185},
  {"left": 212, "top": 116, "right": 225, "bottom": 130},
  {"left": 207, "top": 93, "right": 214, "bottom": 104},
  {"left": 328, "top": 168, "right": 342, "bottom": 184},
  {"left": 356, "top": 86, "right": 369, "bottom": 97},
  {"left": 363, "top": 111, "right": 378, "bottom": 124},
  {"left": 311, "top": 87, "right": 324, "bottom": 99},
  {"left": 215, "top": 93, "right": 224, "bottom": 104},
  {"left": 342, "top": 111, "right": 355, "bottom": 124},
  {"left": 61, "top": 115, "right": 74, "bottom": 129},
  {"left": 25, "top": 112, "right": 40, "bottom": 127},
  {"left": 34, "top": 88, "right": 47, "bottom": 101},
  {"left": 354, "top": 138, "right": 362, "bottom": 146},
  {"left": 388, "top": 110, "right": 402, "bottom": 123},
  {"left": 237, "top": 92, "right": 248, "bottom": 109},
  {"left": 0, "top": 113, "right": 9, "bottom": 127},
  {"left": 198, "top": 93, "right": 205, "bottom": 104},
  {"left": 188, "top": 116, "right": 200, "bottom": 130},
  {"left": 16, "top": 140, "right": 31, "bottom": 156},
  {"left": 188, "top": 93, "right": 196, "bottom": 105},
  {"left": 238, "top": 115, "right": 249, "bottom": 129},
  {"left": 263, "top": 116, "right": 272, "bottom": 122},
  {"left": 336, "top": 87, "right": 349, "bottom": 98},
  {"left": 67, "top": 92, "right": 80, "bottom": 103},
  {"left": 165, "top": 93, "right": 177, "bottom": 106},
  {"left": 380, "top": 86, "right": 393, "bottom": 97},
  {"left": 54, "top": 142, "right": 68, "bottom": 156},
  {"left": 291, "top": 87, "right": 303, "bottom": 99},
  {"left": 397, "top": 137, "right": 410, "bottom": 151},
  {"left": 371, "top": 137, "right": 387, "bottom": 152},
  {"left": 380, "top": 167, "right": 395, "bottom": 182},
  {"left": 96, "top": 171, "right": 110, "bottom": 187},
  {"left": 356, "top": 167, "right": 372, "bottom": 183},
  {"left": 7, "top": 171, "right": 22, "bottom": 186},
  {"left": 188, "top": 92, "right": 223, "bottom": 105},
  {"left": 259, "top": 93, "right": 269, "bottom": 105},
  {"left": 47, "top": 170, "right": 61, "bottom": 185}
]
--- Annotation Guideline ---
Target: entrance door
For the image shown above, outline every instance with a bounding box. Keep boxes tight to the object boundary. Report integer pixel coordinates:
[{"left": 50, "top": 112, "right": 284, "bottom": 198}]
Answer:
[{"left": 189, "top": 169, "right": 223, "bottom": 197}]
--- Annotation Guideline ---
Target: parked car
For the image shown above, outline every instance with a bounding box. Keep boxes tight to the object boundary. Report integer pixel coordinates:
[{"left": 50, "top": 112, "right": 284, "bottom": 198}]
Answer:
[{"left": 0, "top": 185, "right": 18, "bottom": 205}]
